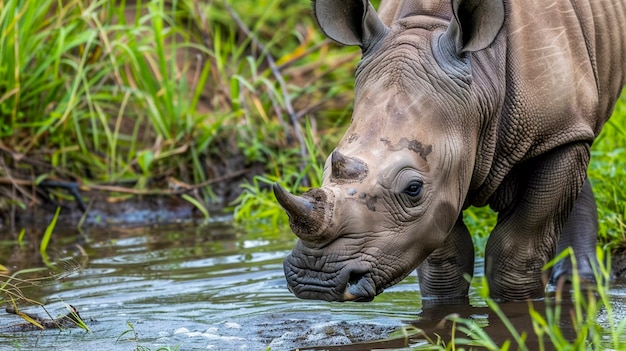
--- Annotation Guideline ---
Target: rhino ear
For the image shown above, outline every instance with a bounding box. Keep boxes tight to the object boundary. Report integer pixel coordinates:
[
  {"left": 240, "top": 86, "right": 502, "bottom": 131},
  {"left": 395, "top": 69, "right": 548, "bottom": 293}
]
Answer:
[
  {"left": 313, "top": 0, "right": 387, "bottom": 50},
  {"left": 445, "top": 0, "right": 505, "bottom": 54}
]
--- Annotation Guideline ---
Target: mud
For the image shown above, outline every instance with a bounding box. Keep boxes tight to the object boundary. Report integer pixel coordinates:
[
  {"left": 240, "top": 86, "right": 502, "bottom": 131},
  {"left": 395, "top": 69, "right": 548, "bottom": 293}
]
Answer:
[{"left": 1, "top": 305, "right": 88, "bottom": 333}]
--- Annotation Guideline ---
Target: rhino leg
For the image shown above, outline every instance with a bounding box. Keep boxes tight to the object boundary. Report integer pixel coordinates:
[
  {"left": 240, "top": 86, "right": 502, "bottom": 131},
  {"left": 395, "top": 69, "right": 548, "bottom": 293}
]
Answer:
[
  {"left": 418, "top": 217, "right": 474, "bottom": 302},
  {"left": 550, "top": 178, "right": 598, "bottom": 285},
  {"left": 485, "top": 143, "right": 590, "bottom": 301}
]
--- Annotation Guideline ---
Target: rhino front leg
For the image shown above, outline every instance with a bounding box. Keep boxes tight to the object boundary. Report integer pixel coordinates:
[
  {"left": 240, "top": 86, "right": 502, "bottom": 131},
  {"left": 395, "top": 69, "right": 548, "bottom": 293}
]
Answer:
[
  {"left": 485, "top": 143, "right": 590, "bottom": 301},
  {"left": 418, "top": 217, "right": 474, "bottom": 302},
  {"left": 550, "top": 178, "right": 598, "bottom": 284}
]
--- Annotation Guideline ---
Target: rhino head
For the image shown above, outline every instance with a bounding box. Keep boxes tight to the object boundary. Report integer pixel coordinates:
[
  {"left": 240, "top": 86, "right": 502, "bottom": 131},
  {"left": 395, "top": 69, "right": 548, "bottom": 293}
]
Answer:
[{"left": 274, "top": 0, "right": 505, "bottom": 302}]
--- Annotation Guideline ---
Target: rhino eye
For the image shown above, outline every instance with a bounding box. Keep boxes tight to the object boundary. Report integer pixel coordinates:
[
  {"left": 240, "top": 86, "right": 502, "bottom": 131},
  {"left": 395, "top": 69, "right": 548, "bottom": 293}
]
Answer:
[{"left": 403, "top": 180, "right": 423, "bottom": 198}]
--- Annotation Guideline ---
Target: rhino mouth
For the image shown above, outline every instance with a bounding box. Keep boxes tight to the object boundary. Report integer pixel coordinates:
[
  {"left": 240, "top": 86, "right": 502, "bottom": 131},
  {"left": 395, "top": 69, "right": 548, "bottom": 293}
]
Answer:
[
  {"left": 343, "top": 271, "right": 376, "bottom": 302},
  {"left": 284, "top": 254, "right": 378, "bottom": 302}
]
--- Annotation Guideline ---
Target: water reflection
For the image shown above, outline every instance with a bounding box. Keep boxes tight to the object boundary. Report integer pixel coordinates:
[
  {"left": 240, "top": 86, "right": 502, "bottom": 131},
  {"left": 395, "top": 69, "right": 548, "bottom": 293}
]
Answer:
[{"left": 0, "top": 222, "right": 624, "bottom": 350}]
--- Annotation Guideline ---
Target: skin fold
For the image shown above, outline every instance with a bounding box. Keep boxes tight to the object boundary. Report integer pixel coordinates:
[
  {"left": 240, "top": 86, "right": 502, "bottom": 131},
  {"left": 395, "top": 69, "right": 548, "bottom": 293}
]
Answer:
[{"left": 274, "top": 0, "right": 626, "bottom": 302}]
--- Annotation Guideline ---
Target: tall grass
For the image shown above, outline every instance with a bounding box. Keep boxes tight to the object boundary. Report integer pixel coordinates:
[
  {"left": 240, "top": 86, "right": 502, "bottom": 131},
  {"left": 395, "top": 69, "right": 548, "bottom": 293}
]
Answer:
[
  {"left": 589, "top": 94, "right": 626, "bottom": 249},
  {"left": 1, "top": 0, "right": 208, "bottom": 203},
  {"left": 0, "top": 0, "right": 358, "bottom": 216}
]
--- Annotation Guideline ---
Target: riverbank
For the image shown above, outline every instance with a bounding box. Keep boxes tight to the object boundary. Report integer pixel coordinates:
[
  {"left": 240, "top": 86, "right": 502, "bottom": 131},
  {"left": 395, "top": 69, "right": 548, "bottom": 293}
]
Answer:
[{"left": 1, "top": 0, "right": 624, "bottom": 260}]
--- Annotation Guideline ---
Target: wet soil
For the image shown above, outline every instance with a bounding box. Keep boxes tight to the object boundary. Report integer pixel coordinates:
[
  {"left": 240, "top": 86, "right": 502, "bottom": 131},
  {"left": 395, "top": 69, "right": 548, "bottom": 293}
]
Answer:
[
  {"left": 613, "top": 248, "right": 626, "bottom": 278},
  {"left": 3, "top": 192, "right": 201, "bottom": 230},
  {"left": 2, "top": 305, "right": 88, "bottom": 332}
]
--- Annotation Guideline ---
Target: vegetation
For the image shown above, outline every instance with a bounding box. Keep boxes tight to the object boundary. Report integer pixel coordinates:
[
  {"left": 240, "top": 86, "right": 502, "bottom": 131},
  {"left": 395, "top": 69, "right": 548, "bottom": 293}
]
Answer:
[
  {"left": 0, "top": 0, "right": 356, "bottom": 220},
  {"left": 404, "top": 247, "right": 625, "bottom": 350},
  {"left": 0, "top": 0, "right": 623, "bottom": 246},
  {"left": 117, "top": 321, "right": 180, "bottom": 351},
  {"left": 589, "top": 96, "right": 626, "bottom": 250},
  {"left": 1, "top": 208, "right": 89, "bottom": 331}
]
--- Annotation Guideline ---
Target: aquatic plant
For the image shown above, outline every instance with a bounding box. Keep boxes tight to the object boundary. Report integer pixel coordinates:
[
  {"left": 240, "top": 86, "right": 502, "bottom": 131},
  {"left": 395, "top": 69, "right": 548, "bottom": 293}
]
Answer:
[
  {"left": 117, "top": 321, "right": 180, "bottom": 351},
  {"left": 0, "top": 208, "right": 89, "bottom": 331},
  {"left": 1, "top": 270, "right": 89, "bottom": 331}
]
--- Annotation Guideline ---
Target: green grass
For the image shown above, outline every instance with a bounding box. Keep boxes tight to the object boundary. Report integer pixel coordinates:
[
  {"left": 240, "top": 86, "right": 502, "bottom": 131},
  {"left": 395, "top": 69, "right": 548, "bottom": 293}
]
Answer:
[
  {"left": 589, "top": 94, "right": 626, "bottom": 249},
  {"left": 0, "top": 0, "right": 357, "bottom": 213}
]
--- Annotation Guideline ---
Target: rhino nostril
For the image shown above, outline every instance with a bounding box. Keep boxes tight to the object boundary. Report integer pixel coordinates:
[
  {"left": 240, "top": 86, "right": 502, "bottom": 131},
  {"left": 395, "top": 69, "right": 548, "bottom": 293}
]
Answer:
[
  {"left": 348, "top": 271, "right": 366, "bottom": 287},
  {"left": 344, "top": 270, "right": 375, "bottom": 302}
]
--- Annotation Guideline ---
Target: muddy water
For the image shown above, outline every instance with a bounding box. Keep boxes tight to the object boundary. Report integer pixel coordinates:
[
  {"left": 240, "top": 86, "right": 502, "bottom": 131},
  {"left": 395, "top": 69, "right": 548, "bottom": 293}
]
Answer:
[{"left": 0, "top": 220, "right": 625, "bottom": 351}]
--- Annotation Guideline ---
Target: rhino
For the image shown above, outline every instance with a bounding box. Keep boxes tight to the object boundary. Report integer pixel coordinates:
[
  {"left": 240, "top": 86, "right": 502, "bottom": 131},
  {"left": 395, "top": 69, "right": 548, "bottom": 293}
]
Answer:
[{"left": 273, "top": 0, "right": 626, "bottom": 302}]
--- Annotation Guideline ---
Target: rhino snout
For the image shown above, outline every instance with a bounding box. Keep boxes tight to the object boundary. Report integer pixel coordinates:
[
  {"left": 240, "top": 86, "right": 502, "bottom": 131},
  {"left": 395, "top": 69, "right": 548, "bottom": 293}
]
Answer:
[{"left": 284, "top": 253, "right": 376, "bottom": 302}]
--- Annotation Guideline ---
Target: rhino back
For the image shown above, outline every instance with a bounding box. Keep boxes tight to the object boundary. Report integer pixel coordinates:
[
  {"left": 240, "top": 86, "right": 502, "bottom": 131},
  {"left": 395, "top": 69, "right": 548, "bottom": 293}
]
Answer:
[
  {"left": 467, "top": 0, "right": 626, "bottom": 207},
  {"left": 505, "top": 0, "right": 624, "bottom": 139},
  {"left": 504, "top": 0, "right": 625, "bottom": 134}
]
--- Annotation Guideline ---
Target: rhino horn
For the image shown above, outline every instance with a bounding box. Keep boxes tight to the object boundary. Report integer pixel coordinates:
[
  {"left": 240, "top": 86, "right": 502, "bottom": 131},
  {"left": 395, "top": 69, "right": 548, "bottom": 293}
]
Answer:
[
  {"left": 331, "top": 151, "right": 368, "bottom": 182},
  {"left": 273, "top": 183, "right": 335, "bottom": 243}
]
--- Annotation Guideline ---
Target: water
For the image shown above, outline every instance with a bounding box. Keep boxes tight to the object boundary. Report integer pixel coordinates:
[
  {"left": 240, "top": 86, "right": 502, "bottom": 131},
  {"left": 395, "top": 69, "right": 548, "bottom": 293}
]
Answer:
[{"left": 0, "top": 220, "right": 625, "bottom": 350}]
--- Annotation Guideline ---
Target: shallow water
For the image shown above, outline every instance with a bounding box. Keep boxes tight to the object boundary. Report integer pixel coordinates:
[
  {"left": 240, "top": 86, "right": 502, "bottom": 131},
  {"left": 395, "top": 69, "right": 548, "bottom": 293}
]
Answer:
[{"left": 0, "top": 220, "right": 624, "bottom": 350}]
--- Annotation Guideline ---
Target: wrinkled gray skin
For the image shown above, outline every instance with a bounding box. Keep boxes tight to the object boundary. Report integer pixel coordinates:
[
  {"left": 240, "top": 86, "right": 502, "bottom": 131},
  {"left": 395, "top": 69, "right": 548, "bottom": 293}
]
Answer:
[{"left": 274, "top": 0, "right": 626, "bottom": 302}]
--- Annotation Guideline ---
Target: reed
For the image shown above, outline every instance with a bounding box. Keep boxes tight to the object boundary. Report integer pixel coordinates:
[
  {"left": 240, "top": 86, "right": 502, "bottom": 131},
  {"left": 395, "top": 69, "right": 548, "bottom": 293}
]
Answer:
[{"left": 1, "top": 0, "right": 356, "bottom": 217}]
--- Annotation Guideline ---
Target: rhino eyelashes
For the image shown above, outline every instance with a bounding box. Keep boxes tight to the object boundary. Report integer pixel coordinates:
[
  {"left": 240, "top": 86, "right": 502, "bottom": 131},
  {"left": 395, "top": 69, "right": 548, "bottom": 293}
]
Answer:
[{"left": 330, "top": 151, "right": 369, "bottom": 182}]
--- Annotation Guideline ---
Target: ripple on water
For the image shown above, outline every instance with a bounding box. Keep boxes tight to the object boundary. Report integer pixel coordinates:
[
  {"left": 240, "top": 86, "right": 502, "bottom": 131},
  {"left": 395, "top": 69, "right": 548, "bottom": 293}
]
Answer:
[{"left": 1, "top": 223, "right": 625, "bottom": 350}]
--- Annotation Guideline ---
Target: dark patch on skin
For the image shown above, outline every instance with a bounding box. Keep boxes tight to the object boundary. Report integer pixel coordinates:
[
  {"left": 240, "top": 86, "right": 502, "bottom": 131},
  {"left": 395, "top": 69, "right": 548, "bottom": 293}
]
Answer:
[
  {"left": 380, "top": 137, "right": 433, "bottom": 161},
  {"left": 331, "top": 151, "right": 369, "bottom": 183},
  {"left": 348, "top": 133, "right": 359, "bottom": 143},
  {"left": 365, "top": 195, "right": 378, "bottom": 211}
]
